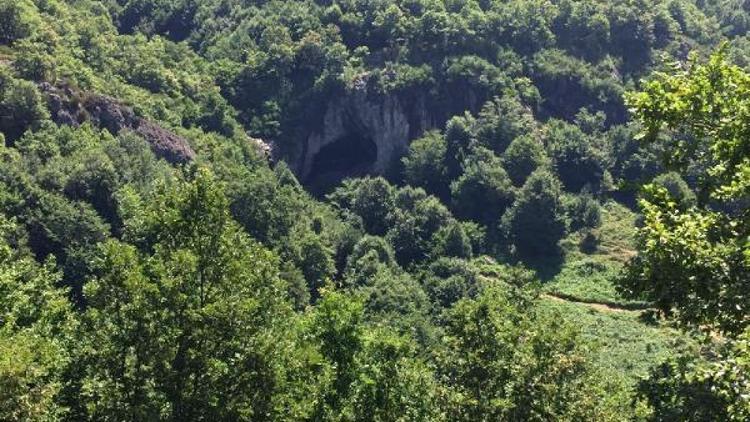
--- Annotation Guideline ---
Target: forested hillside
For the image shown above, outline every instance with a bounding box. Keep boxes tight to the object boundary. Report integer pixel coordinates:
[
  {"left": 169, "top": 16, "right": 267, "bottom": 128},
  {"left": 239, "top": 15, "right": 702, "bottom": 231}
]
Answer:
[{"left": 0, "top": 0, "right": 748, "bottom": 420}]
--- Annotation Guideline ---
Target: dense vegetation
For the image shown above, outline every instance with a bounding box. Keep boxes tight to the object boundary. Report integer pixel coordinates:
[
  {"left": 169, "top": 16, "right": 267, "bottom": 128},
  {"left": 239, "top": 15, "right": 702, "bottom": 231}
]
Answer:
[{"left": 0, "top": 0, "right": 748, "bottom": 420}]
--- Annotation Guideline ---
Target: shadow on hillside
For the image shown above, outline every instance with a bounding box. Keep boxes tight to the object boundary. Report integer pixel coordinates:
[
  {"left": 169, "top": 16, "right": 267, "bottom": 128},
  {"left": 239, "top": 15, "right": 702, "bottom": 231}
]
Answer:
[{"left": 520, "top": 250, "right": 565, "bottom": 283}]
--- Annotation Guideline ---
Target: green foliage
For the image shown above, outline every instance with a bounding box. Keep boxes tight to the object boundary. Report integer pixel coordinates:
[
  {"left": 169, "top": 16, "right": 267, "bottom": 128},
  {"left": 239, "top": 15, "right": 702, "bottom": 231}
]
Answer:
[
  {"left": 75, "top": 169, "right": 317, "bottom": 420},
  {"left": 402, "top": 130, "right": 449, "bottom": 199},
  {"left": 623, "top": 52, "right": 750, "bottom": 336},
  {"left": 431, "top": 222, "right": 473, "bottom": 259},
  {"left": 502, "top": 169, "right": 567, "bottom": 259},
  {"left": 545, "top": 119, "right": 607, "bottom": 193},
  {"left": 0, "top": 0, "right": 747, "bottom": 419},
  {"left": 329, "top": 177, "right": 396, "bottom": 236},
  {"left": 0, "top": 69, "right": 49, "bottom": 142},
  {"left": 636, "top": 330, "right": 750, "bottom": 421},
  {"left": 0, "top": 0, "right": 35, "bottom": 45},
  {"left": 475, "top": 95, "right": 535, "bottom": 154},
  {"left": 451, "top": 146, "right": 515, "bottom": 228},
  {"left": 650, "top": 171, "right": 696, "bottom": 208},
  {"left": 349, "top": 330, "right": 442, "bottom": 421},
  {"left": 438, "top": 285, "right": 596, "bottom": 421},
  {"left": 502, "top": 134, "right": 547, "bottom": 186},
  {"left": 565, "top": 193, "right": 602, "bottom": 232},
  {"left": 0, "top": 215, "right": 73, "bottom": 421}
]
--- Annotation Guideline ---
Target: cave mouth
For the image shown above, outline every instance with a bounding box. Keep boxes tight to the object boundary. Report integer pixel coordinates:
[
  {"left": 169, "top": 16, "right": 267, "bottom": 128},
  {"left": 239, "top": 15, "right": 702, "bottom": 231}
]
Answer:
[{"left": 306, "top": 132, "right": 378, "bottom": 195}]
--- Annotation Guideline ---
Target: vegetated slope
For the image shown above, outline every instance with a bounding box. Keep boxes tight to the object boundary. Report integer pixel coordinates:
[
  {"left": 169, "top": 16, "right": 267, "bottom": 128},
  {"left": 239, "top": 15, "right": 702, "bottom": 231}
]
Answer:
[
  {"left": 106, "top": 0, "right": 745, "bottom": 186},
  {"left": 0, "top": 0, "right": 746, "bottom": 420}
]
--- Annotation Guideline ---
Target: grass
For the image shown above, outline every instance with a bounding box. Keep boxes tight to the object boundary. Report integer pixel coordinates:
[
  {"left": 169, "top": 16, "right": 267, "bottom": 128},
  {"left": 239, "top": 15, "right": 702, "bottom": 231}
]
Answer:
[
  {"left": 537, "top": 297, "right": 699, "bottom": 419},
  {"left": 538, "top": 299, "right": 696, "bottom": 382},
  {"left": 543, "top": 200, "right": 646, "bottom": 307},
  {"left": 534, "top": 201, "right": 703, "bottom": 418}
]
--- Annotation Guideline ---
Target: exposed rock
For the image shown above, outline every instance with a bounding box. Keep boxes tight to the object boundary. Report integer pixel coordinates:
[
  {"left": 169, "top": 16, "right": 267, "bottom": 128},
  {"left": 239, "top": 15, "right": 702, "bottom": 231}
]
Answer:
[
  {"left": 295, "top": 82, "right": 433, "bottom": 184},
  {"left": 248, "top": 134, "right": 273, "bottom": 158},
  {"left": 39, "top": 83, "right": 195, "bottom": 164}
]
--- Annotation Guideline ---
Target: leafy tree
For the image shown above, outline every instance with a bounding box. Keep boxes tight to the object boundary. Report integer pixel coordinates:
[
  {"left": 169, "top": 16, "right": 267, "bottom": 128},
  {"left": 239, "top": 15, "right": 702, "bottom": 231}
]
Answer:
[
  {"left": 636, "top": 330, "right": 750, "bottom": 421},
  {"left": 75, "top": 170, "right": 320, "bottom": 420},
  {"left": 387, "top": 189, "right": 453, "bottom": 266},
  {"left": 402, "top": 130, "right": 449, "bottom": 199},
  {"left": 502, "top": 134, "right": 547, "bottom": 187},
  {"left": 545, "top": 119, "right": 606, "bottom": 193},
  {"left": 328, "top": 177, "right": 396, "bottom": 236},
  {"left": 349, "top": 330, "right": 441, "bottom": 421},
  {"left": 0, "top": 0, "right": 34, "bottom": 45},
  {"left": 622, "top": 52, "right": 750, "bottom": 336},
  {"left": 438, "top": 284, "right": 593, "bottom": 421},
  {"left": 623, "top": 51, "right": 750, "bottom": 421},
  {"left": 0, "top": 71, "right": 49, "bottom": 143},
  {"left": 346, "top": 235, "right": 397, "bottom": 274},
  {"left": 650, "top": 171, "right": 696, "bottom": 209},
  {"left": 501, "top": 169, "right": 567, "bottom": 259},
  {"left": 444, "top": 113, "right": 476, "bottom": 179},
  {"left": 430, "top": 221, "right": 473, "bottom": 259},
  {"left": 450, "top": 146, "right": 515, "bottom": 227},
  {"left": 0, "top": 216, "right": 73, "bottom": 421},
  {"left": 309, "top": 290, "right": 364, "bottom": 419},
  {"left": 418, "top": 257, "right": 482, "bottom": 310},
  {"left": 565, "top": 193, "right": 602, "bottom": 232},
  {"left": 475, "top": 95, "right": 535, "bottom": 154}
]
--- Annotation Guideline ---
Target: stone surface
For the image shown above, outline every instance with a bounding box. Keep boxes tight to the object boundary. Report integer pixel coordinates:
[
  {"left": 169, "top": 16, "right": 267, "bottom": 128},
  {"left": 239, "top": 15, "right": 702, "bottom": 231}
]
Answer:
[
  {"left": 295, "top": 83, "right": 433, "bottom": 181},
  {"left": 39, "top": 83, "right": 196, "bottom": 164}
]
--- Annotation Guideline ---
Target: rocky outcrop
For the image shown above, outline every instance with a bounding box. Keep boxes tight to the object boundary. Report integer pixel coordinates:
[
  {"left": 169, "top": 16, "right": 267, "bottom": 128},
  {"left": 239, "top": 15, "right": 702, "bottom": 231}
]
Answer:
[
  {"left": 40, "top": 83, "right": 195, "bottom": 164},
  {"left": 295, "top": 82, "right": 433, "bottom": 181}
]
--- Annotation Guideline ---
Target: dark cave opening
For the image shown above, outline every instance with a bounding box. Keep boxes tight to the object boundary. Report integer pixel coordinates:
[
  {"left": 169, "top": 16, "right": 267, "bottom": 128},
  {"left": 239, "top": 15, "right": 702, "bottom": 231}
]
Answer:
[{"left": 306, "top": 132, "right": 378, "bottom": 195}]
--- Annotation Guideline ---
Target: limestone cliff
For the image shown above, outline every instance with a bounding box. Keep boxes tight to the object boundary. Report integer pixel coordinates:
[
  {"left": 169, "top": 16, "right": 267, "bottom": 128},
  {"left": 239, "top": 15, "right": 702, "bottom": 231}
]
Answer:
[{"left": 292, "top": 82, "right": 433, "bottom": 187}]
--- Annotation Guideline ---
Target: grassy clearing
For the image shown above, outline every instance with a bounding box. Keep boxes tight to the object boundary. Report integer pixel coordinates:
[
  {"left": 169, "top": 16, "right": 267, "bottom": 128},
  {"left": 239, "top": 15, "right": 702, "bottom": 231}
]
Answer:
[
  {"left": 537, "top": 297, "right": 699, "bottom": 419},
  {"left": 538, "top": 298, "right": 696, "bottom": 382},
  {"left": 544, "top": 200, "right": 645, "bottom": 306}
]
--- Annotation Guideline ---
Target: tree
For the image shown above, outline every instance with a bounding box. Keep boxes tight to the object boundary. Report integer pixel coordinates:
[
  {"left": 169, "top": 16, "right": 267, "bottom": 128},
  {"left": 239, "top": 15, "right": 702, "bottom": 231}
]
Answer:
[
  {"left": 0, "top": 216, "right": 73, "bottom": 421},
  {"left": 444, "top": 114, "right": 476, "bottom": 179},
  {"left": 0, "top": 71, "right": 49, "bottom": 143},
  {"left": 74, "top": 169, "right": 321, "bottom": 420},
  {"left": 430, "top": 222, "right": 473, "bottom": 259},
  {"left": 650, "top": 171, "right": 696, "bottom": 209},
  {"left": 545, "top": 119, "right": 606, "bottom": 193},
  {"left": 402, "top": 130, "right": 449, "bottom": 199},
  {"left": 565, "top": 193, "right": 602, "bottom": 232},
  {"left": 419, "top": 257, "right": 482, "bottom": 310},
  {"left": 387, "top": 190, "right": 453, "bottom": 266},
  {"left": 345, "top": 235, "right": 397, "bottom": 274},
  {"left": 450, "top": 146, "right": 515, "bottom": 227},
  {"left": 501, "top": 169, "right": 567, "bottom": 259},
  {"left": 328, "top": 177, "right": 396, "bottom": 236},
  {"left": 349, "top": 330, "right": 441, "bottom": 421},
  {"left": 502, "top": 134, "right": 547, "bottom": 186},
  {"left": 475, "top": 95, "right": 535, "bottom": 154},
  {"left": 438, "top": 284, "right": 594, "bottom": 421},
  {"left": 0, "top": 0, "right": 34, "bottom": 45},
  {"left": 622, "top": 51, "right": 750, "bottom": 421},
  {"left": 622, "top": 52, "right": 750, "bottom": 336},
  {"left": 636, "top": 330, "right": 750, "bottom": 421}
]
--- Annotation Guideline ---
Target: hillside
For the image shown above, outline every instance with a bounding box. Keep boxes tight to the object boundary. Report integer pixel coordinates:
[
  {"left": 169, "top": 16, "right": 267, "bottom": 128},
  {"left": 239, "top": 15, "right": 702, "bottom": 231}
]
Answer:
[{"left": 1, "top": 0, "right": 748, "bottom": 420}]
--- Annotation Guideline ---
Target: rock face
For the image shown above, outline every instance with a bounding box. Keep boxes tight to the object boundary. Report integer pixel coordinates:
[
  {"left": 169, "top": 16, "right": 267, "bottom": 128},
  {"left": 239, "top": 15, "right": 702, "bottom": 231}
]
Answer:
[
  {"left": 40, "top": 83, "right": 195, "bottom": 164},
  {"left": 295, "top": 85, "right": 433, "bottom": 185}
]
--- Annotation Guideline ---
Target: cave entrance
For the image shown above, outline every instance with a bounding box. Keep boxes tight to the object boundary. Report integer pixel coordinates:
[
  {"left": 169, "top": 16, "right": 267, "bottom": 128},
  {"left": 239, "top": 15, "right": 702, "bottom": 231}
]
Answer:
[{"left": 306, "top": 132, "right": 378, "bottom": 195}]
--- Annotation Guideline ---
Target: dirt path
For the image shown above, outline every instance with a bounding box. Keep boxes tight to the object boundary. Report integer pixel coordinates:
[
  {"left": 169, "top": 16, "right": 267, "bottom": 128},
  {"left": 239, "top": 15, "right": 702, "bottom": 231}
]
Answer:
[{"left": 541, "top": 293, "right": 648, "bottom": 314}]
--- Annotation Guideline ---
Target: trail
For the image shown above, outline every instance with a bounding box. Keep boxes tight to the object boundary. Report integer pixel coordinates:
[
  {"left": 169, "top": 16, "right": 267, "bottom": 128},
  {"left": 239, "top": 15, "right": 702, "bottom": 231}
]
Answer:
[{"left": 541, "top": 293, "right": 650, "bottom": 314}]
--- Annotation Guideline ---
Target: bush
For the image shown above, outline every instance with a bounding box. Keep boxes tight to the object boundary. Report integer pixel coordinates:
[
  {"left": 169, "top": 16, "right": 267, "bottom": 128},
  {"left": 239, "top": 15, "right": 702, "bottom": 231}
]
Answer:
[
  {"left": 566, "top": 193, "right": 602, "bottom": 232},
  {"left": 502, "top": 134, "right": 547, "bottom": 186},
  {"left": 650, "top": 171, "right": 696, "bottom": 208},
  {"left": 501, "top": 169, "right": 567, "bottom": 259},
  {"left": 0, "top": 0, "right": 33, "bottom": 45}
]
